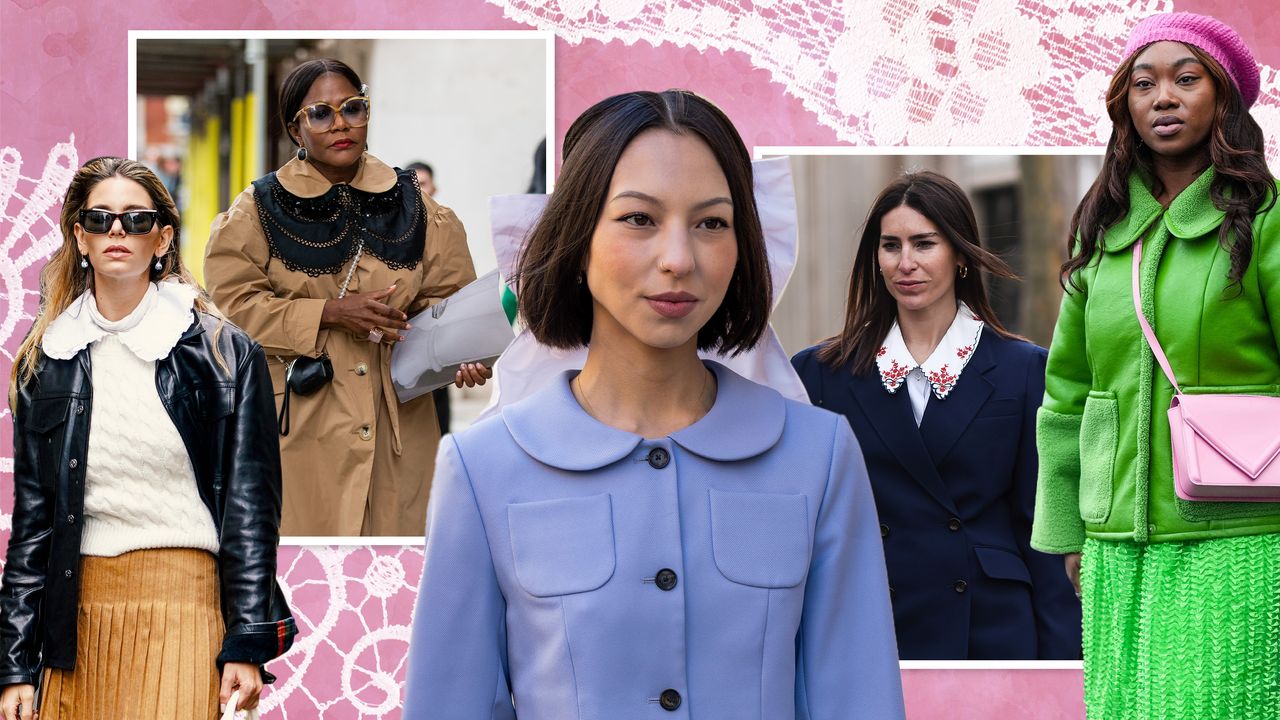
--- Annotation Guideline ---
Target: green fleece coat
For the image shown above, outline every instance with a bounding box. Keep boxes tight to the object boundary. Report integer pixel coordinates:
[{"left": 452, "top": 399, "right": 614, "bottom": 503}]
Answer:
[{"left": 1032, "top": 168, "right": 1280, "bottom": 554}]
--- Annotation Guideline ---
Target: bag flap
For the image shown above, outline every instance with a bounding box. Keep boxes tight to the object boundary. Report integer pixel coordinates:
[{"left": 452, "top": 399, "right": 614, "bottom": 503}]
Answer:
[{"left": 1177, "top": 394, "right": 1280, "bottom": 478}]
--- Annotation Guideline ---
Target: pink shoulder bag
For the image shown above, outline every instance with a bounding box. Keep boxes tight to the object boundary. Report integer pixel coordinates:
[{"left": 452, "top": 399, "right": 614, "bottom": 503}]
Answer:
[{"left": 1132, "top": 239, "right": 1280, "bottom": 501}]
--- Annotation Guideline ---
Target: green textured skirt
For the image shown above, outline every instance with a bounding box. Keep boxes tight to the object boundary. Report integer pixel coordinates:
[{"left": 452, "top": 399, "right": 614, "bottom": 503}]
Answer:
[{"left": 1081, "top": 535, "right": 1280, "bottom": 720}]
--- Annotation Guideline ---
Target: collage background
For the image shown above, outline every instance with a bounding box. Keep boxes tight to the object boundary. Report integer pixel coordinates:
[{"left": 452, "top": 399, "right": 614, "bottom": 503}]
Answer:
[{"left": 3, "top": 0, "right": 1279, "bottom": 717}]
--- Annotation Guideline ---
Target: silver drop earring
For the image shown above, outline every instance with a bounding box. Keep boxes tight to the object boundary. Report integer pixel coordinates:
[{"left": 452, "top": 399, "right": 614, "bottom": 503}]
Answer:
[
  {"left": 154, "top": 258, "right": 163, "bottom": 272},
  {"left": 80, "top": 257, "right": 88, "bottom": 269}
]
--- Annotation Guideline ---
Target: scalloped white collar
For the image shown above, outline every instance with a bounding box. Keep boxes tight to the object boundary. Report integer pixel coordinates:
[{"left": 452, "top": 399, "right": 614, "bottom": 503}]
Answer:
[
  {"left": 42, "top": 281, "right": 199, "bottom": 361},
  {"left": 875, "top": 302, "right": 984, "bottom": 400}
]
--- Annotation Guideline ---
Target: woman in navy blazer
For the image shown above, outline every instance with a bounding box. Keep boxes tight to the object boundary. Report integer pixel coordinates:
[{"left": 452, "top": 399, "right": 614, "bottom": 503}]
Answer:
[
  {"left": 792, "top": 171, "right": 1081, "bottom": 660},
  {"left": 403, "top": 91, "right": 905, "bottom": 719}
]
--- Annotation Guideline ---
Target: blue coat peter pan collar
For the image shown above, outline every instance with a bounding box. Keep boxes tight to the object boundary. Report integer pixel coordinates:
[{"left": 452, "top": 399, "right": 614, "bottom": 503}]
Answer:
[{"left": 501, "top": 361, "right": 786, "bottom": 471}]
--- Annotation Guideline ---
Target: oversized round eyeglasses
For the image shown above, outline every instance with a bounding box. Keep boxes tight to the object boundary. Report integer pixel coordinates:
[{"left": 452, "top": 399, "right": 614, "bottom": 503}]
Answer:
[{"left": 292, "top": 95, "right": 371, "bottom": 133}]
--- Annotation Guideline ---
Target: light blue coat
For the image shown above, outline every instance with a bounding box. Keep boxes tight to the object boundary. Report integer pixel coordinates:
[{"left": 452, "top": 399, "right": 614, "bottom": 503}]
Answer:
[{"left": 403, "top": 362, "right": 905, "bottom": 719}]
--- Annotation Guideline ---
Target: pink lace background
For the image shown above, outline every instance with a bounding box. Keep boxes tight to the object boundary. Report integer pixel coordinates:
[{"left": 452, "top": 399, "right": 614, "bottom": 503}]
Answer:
[{"left": 3, "top": 0, "right": 1278, "bottom": 717}]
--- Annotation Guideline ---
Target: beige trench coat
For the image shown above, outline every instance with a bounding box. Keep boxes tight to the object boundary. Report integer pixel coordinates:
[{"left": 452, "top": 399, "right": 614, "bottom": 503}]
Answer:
[{"left": 204, "top": 154, "right": 476, "bottom": 536}]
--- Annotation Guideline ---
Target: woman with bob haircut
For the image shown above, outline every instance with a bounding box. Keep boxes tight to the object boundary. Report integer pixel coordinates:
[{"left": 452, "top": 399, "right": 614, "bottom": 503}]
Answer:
[
  {"left": 792, "top": 171, "right": 1081, "bottom": 660},
  {"left": 204, "top": 58, "right": 486, "bottom": 537},
  {"left": 402, "top": 90, "right": 905, "bottom": 719},
  {"left": 0, "top": 157, "right": 294, "bottom": 720},
  {"left": 1032, "top": 12, "right": 1280, "bottom": 717}
]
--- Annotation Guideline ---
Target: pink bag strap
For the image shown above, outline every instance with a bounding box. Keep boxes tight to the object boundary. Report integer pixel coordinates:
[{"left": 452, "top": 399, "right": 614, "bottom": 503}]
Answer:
[{"left": 1131, "top": 239, "right": 1183, "bottom": 396}]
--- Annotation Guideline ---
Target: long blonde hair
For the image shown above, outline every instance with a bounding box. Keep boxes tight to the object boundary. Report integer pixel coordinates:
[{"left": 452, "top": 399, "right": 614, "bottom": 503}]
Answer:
[{"left": 10, "top": 157, "right": 226, "bottom": 406}]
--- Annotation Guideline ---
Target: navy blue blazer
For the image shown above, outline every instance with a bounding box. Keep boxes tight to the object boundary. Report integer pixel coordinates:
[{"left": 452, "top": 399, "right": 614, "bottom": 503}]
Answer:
[{"left": 792, "top": 328, "right": 1081, "bottom": 660}]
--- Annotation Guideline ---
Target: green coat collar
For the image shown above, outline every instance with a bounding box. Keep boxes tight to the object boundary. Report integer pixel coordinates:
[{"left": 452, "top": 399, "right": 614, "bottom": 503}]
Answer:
[{"left": 1103, "top": 167, "right": 1225, "bottom": 251}]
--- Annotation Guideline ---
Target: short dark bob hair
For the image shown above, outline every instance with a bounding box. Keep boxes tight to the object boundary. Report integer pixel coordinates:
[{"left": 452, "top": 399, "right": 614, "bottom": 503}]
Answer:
[
  {"left": 278, "top": 58, "right": 364, "bottom": 146},
  {"left": 514, "top": 90, "right": 771, "bottom": 356}
]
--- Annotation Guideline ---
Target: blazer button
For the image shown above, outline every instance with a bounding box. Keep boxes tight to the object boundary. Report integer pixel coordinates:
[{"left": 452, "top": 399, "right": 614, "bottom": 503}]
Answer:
[
  {"left": 355, "top": 362, "right": 368, "bottom": 376},
  {"left": 360, "top": 425, "right": 372, "bottom": 441},
  {"left": 659, "top": 689, "right": 682, "bottom": 711},
  {"left": 880, "top": 523, "right": 889, "bottom": 538},
  {"left": 646, "top": 448, "right": 670, "bottom": 469},
  {"left": 68, "top": 458, "right": 78, "bottom": 469},
  {"left": 64, "top": 569, "right": 73, "bottom": 578},
  {"left": 66, "top": 514, "right": 75, "bottom": 524},
  {"left": 655, "top": 568, "right": 678, "bottom": 591},
  {"left": 75, "top": 404, "right": 85, "bottom": 415},
  {"left": 953, "top": 580, "right": 967, "bottom": 593},
  {"left": 948, "top": 517, "right": 962, "bottom": 531}
]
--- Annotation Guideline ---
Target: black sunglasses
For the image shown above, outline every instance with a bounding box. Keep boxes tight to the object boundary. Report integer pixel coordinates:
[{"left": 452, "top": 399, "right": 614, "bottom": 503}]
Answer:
[{"left": 79, "top": 209, "right": 161, "bottom": 235}]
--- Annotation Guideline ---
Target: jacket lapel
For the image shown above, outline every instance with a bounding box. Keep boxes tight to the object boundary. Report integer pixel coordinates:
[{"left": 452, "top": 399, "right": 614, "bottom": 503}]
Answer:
[
  {"left": 846, "top": 371, "right": 959, "bottom": 514},
  {"left": 918, "top": 337, "right": 996, "bottom": 466}
]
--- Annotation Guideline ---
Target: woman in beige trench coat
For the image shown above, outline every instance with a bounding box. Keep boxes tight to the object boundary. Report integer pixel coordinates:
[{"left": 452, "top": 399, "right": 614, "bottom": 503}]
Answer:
[{"left": 204, "top": 58, "right": 483, "bottom": 536}]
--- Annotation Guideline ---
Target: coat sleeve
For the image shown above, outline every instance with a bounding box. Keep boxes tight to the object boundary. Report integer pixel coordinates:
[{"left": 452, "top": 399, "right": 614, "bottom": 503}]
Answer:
[
  {"left": 1015, "top": 347, "right": 1082, "bottom": 659},
  {"left": 204, "top": 190, "right": 328, "bottom": 357},
  {"left": 0, "top": 378, "right": 55, "bottom": 686},
  {"left": 406, "top": 196, "right": 478, "bottom": 317},
  {"left": 215, "top": 342, "right": 296, "bottom": 667},
  {"left": 1257, "top": 198, "right": 1280, "bottom": 350},
  {"left": 1031, "top": 275, "right": 1091, "bottom": 554},
  {"left": 795, "top": 416, "right": 905, "bottom": 720},
  {"left": 403, "top": 436, "right": 514, "bottom": 719}
]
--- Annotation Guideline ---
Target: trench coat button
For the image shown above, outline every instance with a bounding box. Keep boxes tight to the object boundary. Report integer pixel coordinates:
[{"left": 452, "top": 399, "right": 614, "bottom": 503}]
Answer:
[
  {"left": 655, "top": 568, "right": 678, "bottom": 591},
  {"left": 355, "top": 362, "right": 368, "bottom": 376},
  {"left": 68, "top": 458, "right": 78, "bottom": 469},
  {"left": 948, "top": 517, "right": 962, "bottom": 531},
  {"left": 360, "top": 425, "right": 372, "bottom": 441},
  {"left": 646, "top": 448, "right": 670, "bottom": 469},
  {"left": 66, "top": 514, "right": 75, "bottom": 524},
  {"left": 953, "top": 580, "right": 967, "bottom": 593},
  {"left": 659, "top": 689, "right": 681, "bottom": 711},
  {"left": 64, "top": 569, "right": 73, "bottom": 578},
  {"left": 880, "top": 523, "right": 889, "bottom": 537},
  {"left": 75, "top": 404, "right": 85, "bottom": 415}
]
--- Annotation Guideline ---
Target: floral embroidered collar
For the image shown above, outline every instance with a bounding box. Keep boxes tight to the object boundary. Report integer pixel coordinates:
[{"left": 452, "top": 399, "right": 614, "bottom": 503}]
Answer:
[
  {"left": 42, "top": 280, "right": 199, "bottom": 361},
  {"left": 875, "top": 302, "right": 984, "bottom": 400}
]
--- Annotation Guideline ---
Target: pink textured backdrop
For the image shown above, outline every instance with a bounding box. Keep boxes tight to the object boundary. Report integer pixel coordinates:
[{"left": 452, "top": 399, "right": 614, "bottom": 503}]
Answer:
[{"left": 4, "top": 0, "right": 1280, "bottom": 717}]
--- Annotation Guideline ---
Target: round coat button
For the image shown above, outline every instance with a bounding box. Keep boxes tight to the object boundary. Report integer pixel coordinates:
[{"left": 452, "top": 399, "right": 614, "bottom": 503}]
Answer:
[
  {"left": 66, "top": 515, "right": 75, "bottom": 524},
  {"left": 64, "top": 569, "right": 73, "bottom": 578},
  {"left": 360, "top": 425, "right": 372, "bottom": 441},
  {"left": 655, "top": 568, "right": 678, "bottom": 591},
  {"left": 68, "top": 459, "right": 78, "bottom": 469},
  {"left": 646, "top": 448, "right": 670, "bottom": 469},
  {"left": 75, "top": 404, "right": 85, "bottom": 415},
  {"left": 953, "top": 580, "right": 968, "bottom": 593},
  {"left": 880, "top": 523, "right": 889, "bottom": 538},
  {"left": 355, "top": 362, "right": 368, "bottom": 376},
  {"left": 948, "top": 518, "right": 962, "bottom": 531},
  {"left": 659, "top": 689, "right": 681, "bottom": 711}
]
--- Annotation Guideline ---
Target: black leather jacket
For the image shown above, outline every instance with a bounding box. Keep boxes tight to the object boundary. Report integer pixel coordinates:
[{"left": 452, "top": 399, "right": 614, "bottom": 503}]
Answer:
[{"left": 0, "top": 311, "right": 297, "bottom": 686}]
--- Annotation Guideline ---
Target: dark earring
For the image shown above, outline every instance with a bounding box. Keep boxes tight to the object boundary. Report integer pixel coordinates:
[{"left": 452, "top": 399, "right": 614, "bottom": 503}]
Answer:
[
  {"left": 297, "top": 146, "right": 308, "bottom": 161},
  {"left": 958, "top": 266, "right": 968, "bottom": 279},
  {"left": 577, "top": 272, "right": 584, "bottom": 285}
]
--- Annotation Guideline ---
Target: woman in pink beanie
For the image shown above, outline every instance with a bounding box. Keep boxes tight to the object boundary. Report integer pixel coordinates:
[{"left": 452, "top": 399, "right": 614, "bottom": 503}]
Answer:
[{"left": 1032, "top": 12, "right": 1280, "bottom": 719}]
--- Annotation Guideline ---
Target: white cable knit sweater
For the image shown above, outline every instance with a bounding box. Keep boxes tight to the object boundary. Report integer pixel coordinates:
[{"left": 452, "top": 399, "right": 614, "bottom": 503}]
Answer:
[{"left": 42, "top": 282, "right": 220, "bottom": 557}]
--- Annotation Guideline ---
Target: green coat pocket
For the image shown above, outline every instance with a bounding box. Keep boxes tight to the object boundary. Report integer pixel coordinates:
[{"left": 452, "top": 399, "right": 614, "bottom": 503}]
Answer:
[{"left": 1079, "top": 391, "right": 1118, "bottom": 524}]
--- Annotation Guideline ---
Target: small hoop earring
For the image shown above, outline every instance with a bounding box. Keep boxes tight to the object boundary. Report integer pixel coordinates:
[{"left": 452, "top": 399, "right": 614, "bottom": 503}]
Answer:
[
  {"left": 958, "top": 266, "right": 968, "bottom": 279},
  {"left": 80, "top": 257, "right": 89, "bottom": 269},
  {"left": 297, "top": 146, "right": 308, "bottom": 161}
]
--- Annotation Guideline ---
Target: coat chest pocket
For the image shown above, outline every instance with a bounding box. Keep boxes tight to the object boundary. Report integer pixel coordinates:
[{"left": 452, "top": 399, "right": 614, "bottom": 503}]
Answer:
[
  {"left": 23, "top": 398, "right": 72, "bottom": 487},
  {"left": 709, "top": 490, "right": 811, "bottom": 588},
  {"left": 177, "top": 385, "right": 236, "bottom": 422},
  {"left": 507, "top": 494, "right": 616, "bottom": 597}
]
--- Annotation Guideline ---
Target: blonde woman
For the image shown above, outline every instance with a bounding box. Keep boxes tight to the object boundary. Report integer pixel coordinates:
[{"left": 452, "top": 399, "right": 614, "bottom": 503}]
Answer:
[{"left": 0, "top": 157, "right": 295, "bottom": 720}]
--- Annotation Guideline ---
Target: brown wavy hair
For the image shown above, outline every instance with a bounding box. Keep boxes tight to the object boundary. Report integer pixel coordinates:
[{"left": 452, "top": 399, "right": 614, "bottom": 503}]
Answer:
[
  {"left": 10, "top": 157, "right": 225, "bottom": 405},
  {"left": 1064, "top": 44, "right": 1274, "bottom": 291},
  {"left": 817, "top": 171, "right": 1019, "bottom": 375}
]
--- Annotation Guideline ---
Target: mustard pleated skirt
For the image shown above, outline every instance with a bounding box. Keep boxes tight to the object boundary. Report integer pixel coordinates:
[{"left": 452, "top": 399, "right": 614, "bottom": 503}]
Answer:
[{"left": 39, "top": 548, "right": 224, "bottom": 720}]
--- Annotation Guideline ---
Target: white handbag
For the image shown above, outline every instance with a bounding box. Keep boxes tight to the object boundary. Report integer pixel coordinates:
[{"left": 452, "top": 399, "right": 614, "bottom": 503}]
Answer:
[{"left": 220, "top": 690, "right": 261, "bottom": 720}]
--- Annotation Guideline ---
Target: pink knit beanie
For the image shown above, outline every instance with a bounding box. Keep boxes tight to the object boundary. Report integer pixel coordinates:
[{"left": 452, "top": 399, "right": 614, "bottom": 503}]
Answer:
[{"left": 1123, "top": 12, "right": 1260, "bottom": 108}]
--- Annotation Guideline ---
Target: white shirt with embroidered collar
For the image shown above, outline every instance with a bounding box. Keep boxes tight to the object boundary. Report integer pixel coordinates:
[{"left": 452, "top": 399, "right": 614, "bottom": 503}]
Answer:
[{"left": 875, "top": 302, "right": 984, "bottom": 426}]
